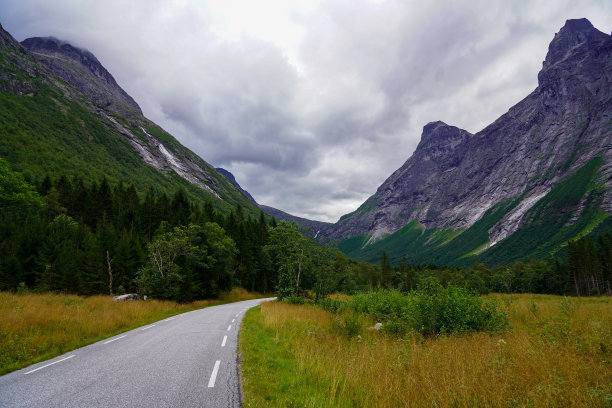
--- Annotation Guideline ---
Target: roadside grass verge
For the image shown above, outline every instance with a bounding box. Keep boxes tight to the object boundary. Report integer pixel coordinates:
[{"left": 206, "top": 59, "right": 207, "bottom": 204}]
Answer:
[
  {"left": 0, "top": 288, "right": 266, "bottom": 375},
  {"left": 240, "top": 295, "right": 612, "bottom": 407}
]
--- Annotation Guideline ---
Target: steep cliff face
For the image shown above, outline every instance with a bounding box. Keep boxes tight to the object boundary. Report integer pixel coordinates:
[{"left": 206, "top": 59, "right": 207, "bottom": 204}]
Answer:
[
  {"left": 21, "top": 37, "right": 142, "bottom": 117},
  {"left": 328, "top": 19, "right": 612, "bottom": 263},
  {"left": 0, "top": 24, "right": 259, "bottom": 215}
]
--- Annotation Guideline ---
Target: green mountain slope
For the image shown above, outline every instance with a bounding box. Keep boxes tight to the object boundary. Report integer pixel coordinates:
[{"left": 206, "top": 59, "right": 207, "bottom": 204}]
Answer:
[{"left": 0, "top": 23, "right": 259, "bottom": 216}]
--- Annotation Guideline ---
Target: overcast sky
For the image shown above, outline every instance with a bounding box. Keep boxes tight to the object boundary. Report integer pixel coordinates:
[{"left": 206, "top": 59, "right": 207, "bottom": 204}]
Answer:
[{"left": 2, "top": 1, "right": 612, "bottom": 222}]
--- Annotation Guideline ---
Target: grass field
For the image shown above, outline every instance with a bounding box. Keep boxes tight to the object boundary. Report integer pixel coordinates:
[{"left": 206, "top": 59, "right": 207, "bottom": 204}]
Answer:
[
  {"left": 0, "top": 288, "right": 264, "bottom": 375},
  {"left": 239, "top": 294, "right": 612, "bottom": 408}
]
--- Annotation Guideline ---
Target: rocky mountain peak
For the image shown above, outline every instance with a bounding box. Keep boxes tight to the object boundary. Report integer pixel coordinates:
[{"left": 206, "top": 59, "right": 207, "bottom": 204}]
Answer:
[
  {"left": 0, "top": 23, "right": 18, "bottom": 48},
  {"left": 416, "top": 121, "right": 472, "bottom": 153},
  {"left": 543, "top": 18, "right": 609, "bottom": 67},
  {"left": 22, "top": 36, "right": 142, "bottom": 116}
]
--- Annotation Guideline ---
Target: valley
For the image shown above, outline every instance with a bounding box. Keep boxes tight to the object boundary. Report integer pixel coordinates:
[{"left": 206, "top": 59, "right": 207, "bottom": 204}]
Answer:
[{"left": 1, "top": 9, "right": 612, "bottom": 408}]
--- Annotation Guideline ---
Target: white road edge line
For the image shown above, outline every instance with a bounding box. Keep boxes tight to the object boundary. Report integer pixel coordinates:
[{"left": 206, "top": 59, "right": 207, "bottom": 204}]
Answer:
[
  {"left": 208, "top": 360, "right": 221, "bottom": 388},
  {"left": 221, "top": 335, "right": 227, "bottom": 347},
  {"left": 141, "top": 324, "right": 156, "bottom": 331},
  {"left": 165, "top": 317, "right": 175, "bottom": 321},
  {"left": 24, "top": 355, "right": 75, "bottom": 375},
  {"left": 235, "top": 313, "right": 239, "bottom": 317},
  {"left": 103, "top": 335, "right": 127, "bottom": 345},
  {"left": 232, "top": 319, "right": 235, "bottom": 323},
  {"left": 227, "top": 325, "right": 232, "bottom": 331}
]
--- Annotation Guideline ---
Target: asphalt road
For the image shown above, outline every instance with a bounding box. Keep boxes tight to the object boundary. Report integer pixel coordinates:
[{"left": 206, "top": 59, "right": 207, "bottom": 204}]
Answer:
[{"left": 0, "top": 298, "right": 274, "bottom": 408}]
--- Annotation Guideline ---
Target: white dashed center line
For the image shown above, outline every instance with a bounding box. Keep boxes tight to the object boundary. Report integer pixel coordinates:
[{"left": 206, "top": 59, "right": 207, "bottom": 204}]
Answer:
[
  {"left": 103, "top": 335, "right": 127, "bottom": 344},
  {"left": 227, "top": 325, "right": 232, "bottom": 331},
  {"left": 221, "top": 336, "right": 227, "bottom": 347},
  {"left": 208, "top": 360, "right": 221, "bottom": 388},
  {"left": 24, "top": 355, "right": 75, "bottom": 375}
]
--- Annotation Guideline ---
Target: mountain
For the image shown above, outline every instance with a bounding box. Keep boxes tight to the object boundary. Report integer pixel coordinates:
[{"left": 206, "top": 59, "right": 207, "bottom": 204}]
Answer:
[
  {"left": 21, "top": 37, "right": 142, "bottom": 117},
  {"left": 0, "top": 24, "right": 259, "bottom": 215},
  {"left": 215, "top": 167, "right": 257, "bottom": 204},
  {"left": 328, "top": 18, "right": 612, "bottom": 266},
  {"left": 213, "top": 166, "right": 331, "bottom": 236},
  {"left": 259, "top": 205, "right": 332, "bottom": 238}
]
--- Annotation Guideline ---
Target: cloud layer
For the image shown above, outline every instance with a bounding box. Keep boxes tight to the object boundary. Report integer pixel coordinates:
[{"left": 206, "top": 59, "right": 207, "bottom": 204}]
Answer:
[{"left": 2, "top": 0, "right": 612, "bottom": 221}]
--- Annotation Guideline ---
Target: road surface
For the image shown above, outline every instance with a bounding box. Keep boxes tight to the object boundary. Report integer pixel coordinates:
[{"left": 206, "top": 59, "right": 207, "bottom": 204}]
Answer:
[{"left": 0, "top": 297, "right": 273, "bottom": 408}]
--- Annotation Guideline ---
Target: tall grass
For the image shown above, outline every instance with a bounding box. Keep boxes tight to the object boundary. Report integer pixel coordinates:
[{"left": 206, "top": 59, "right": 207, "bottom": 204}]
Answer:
[
  {"left": 240, "top": 295, "right": 612, "bottom": 407},
  {"left": 0, "top": 288, "right": 264, "bottom": 375}
]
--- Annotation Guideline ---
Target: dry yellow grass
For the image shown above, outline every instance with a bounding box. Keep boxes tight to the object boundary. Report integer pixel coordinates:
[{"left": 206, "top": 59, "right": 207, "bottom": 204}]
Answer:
[
  {"left": 245, "top": 295, "right": 612, "bottom": 408},
  {"left": 0, "top": 288, "right": 265, "bottom": 375}
]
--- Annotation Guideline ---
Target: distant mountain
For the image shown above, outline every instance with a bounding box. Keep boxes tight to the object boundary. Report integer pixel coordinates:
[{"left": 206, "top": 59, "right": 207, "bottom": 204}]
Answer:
[
  {"left": 215, "top": 167, "right": 257, "bottom": 204},
  {"left": 259, "top": 205, "right": 332, "bottom": 238},
  {"left": 213, "top": 166, "right": 330, "bottom": 237},
  {"left": 327, "top": 18, "right": 612, "bottom": 265},
  {"left": 0, "top": 23, "right": 259, "bottom": 215}
]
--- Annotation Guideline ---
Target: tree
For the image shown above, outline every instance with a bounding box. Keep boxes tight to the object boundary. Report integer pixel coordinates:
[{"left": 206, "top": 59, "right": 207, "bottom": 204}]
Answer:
[
  {"left": 381, "top": 251, "right": 393, "bottom": 289},
  {"left": 137, "top": 224, "right": 202, "bottom": 301},
  {"left": 0, "top": 158, "right": 43, "bottom": 214},
  {"left": 266, "top": 221, "right": 310, "bottom": 300}
]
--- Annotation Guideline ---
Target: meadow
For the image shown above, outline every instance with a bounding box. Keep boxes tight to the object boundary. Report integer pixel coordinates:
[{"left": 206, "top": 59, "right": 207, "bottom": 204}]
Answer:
[
  {"left": 240, "top": 294, "right": 612, "bottom": 407},
  {"left": 0, "top": 288, "right": 263, "bottom": 375}
]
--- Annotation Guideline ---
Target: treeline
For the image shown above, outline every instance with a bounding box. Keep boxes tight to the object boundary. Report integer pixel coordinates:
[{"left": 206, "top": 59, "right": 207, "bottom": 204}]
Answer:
[
  {"left": 374, "top": 234, "right": 612, "bottom": 297},
  {"left": 2, "top": 159, "right": 611, "bottom": 301},
  {"left": 0, "top": 160, "right": 383, "bottom": 302},
  {"left": 0, "top": 159, "right": 278, "bottom": 300}
]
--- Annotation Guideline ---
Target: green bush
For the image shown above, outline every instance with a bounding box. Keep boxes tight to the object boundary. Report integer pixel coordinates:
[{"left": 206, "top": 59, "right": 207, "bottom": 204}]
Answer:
[
  {"left": 331, "top": 313, "right": 363, "bottom": 337},
  {"left": 284, "top": 296, "right": 305, "bottom": 305},
  {"left": 349, "top": 283, "right": 507, "bottom": 336},
  {"left": 317, "top": 297, "right": 348, "bottom": 314}
]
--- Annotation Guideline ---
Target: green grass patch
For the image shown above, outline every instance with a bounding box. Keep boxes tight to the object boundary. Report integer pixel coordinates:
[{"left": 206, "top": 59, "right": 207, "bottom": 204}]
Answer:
[{"left": 240, "top": 305, "right": 332, "bottom": 407}]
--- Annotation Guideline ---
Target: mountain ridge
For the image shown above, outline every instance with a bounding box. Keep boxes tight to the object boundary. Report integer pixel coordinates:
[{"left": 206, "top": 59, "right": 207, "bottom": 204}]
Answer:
[{"left": 328, "top": 18, "right": 612, "bottom": 265}]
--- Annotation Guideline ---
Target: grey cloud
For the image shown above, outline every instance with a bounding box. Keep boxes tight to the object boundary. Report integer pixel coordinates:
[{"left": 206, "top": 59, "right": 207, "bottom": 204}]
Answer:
[{"left": 1, "top": 0, "right": 612, "bottom": 222}]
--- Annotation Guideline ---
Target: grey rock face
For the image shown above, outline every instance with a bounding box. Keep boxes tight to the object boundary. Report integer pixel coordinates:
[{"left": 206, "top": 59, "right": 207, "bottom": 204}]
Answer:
[
  {"left": 21, "top": 37, "right": 142, "bottom": 117},
  {"left": 326, "top": 18, "right": 612, "bottom": 245}
]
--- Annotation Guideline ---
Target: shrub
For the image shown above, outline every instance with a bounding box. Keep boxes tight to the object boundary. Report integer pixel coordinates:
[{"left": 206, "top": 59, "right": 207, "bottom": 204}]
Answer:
[
  {"left": 284, "top": 296, "right": 305, "bottom": 305},
  {"left": 317, "top": 297, "right": 348, "bottom": 314},
  {"left": 349, "top": 284, "right": 507, "bottom": 336},
  {"left": 332, "top": 313, "right": 363, "bottom": 337}
]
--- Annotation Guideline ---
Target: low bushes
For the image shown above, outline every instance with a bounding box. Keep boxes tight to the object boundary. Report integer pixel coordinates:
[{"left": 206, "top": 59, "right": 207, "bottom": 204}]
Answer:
[{"left": 320, "top": 281, "right": 508, "bottom": 336}]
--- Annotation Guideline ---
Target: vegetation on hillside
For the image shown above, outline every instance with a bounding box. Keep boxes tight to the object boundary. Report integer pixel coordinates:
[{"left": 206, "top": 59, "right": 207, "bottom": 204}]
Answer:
[{"left": 0, "top": 90, "right": 259, "bottom": 215}]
